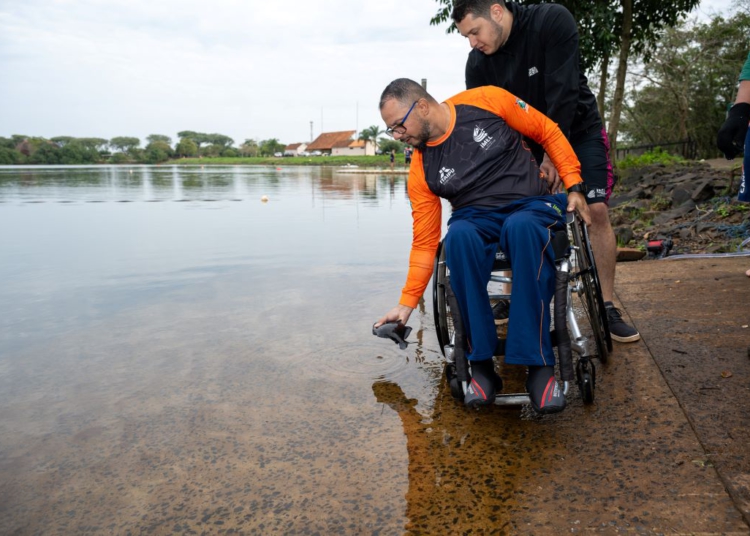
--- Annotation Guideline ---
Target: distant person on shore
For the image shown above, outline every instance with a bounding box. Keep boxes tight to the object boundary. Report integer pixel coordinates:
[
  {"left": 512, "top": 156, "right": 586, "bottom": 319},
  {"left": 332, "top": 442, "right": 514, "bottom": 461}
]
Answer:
[
  {"left": 717, "top": 50, "right": 750, "bottom": 277},
  {"left": 404, "top": 146, "right": 412, "bottom": 165},
  {"left": 390, "top": 149, "right": 395, "bottom": 170},
  {"left": 373, "top": 78, "right": 589, "bottom": 413}
]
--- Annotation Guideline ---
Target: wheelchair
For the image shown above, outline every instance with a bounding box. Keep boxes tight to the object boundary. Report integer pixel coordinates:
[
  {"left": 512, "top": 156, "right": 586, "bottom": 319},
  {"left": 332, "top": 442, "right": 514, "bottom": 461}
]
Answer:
[{"left": 432, "top": 212, "right": 612, "bottom": 406}]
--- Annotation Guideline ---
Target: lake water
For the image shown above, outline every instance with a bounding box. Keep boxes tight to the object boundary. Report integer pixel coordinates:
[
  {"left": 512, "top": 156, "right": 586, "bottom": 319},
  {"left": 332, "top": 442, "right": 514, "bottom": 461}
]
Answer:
[{"left": 0, "top": 165, "right": 591, "bottom": 535}]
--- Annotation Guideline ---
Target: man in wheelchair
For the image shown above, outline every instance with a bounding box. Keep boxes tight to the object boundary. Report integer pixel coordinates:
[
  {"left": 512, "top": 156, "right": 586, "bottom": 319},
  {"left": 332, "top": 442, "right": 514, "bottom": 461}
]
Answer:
[{"left": 374, "top": 78, "right": 590, "bottom": 414}]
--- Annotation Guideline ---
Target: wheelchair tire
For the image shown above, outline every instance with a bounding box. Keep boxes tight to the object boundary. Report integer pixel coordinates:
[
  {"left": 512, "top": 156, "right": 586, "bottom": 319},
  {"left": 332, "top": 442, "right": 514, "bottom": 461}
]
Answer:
[
  {"left": 432, "top": 240, "right": 454, "bottom": 357},
  {"left": 576, "top": 359, "right": 596, "bottom": 405},
  {"left": 449, "top": 377, "right": 464, "bottom": 401},
  {"left": 443, "top": 363, "right": 464, "bottom": 400},
  {"left": 570, "top": 217, "right": 612, "bottom": 363}
]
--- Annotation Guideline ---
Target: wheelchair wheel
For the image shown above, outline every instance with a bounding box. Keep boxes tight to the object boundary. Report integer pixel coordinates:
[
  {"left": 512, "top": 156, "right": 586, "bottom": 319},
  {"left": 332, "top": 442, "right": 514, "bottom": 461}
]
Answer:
[
  {"left": 444, "top": 363, "right": 464, "bottom": 400},
  {"left": 432, "top": 240, "right": 454, "bottom": 356},
  {"left": 576, "top": 359, "right": 596, "bottom": 405},
  {"left": 569, "top": 216, "right": 612, "bottom": 363}
]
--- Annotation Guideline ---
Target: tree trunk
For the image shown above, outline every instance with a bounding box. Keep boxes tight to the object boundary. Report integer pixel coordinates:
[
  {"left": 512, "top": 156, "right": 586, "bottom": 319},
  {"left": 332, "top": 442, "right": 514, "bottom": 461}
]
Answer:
[
  {"left": 597, "top": 49, "right": 610, "bottom": 126},
  {"left": 607, "top": 0, "right": 633, "bottom": 166}
]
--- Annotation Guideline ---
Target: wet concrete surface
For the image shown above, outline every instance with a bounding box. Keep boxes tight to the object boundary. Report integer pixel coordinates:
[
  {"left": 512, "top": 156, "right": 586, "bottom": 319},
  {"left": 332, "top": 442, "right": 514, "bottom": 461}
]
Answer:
[
  {"left": 372, "top": 256, "right": 750, "bottom": 534},
  {"left": 1, "top": 258, "right": 749, "bottom": 534},
  {"left": 614, "top": 256, "right": 750, "bottom": 530}
]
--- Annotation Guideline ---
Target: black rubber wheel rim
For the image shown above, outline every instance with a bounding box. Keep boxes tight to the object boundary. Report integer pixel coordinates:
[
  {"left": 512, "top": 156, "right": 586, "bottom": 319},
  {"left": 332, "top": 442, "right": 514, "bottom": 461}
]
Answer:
[
  {"left": 432, "top": 240, "right": 454, "bottom": 357},
  {"left": 580, "top": 372, "right": 595, "bottom": 404},
  {"left": 576, "top": 359, "right": 596, "bottom": 405},
  {"left": 449, "top": 376, "right": 464, "bottom": 400}
]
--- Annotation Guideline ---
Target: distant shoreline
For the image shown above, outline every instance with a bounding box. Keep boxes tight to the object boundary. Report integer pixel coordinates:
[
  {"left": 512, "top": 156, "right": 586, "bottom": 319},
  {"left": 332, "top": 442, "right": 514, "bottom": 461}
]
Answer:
[{"left": 0, "top": 155, "right": 412, "bottom": 168}]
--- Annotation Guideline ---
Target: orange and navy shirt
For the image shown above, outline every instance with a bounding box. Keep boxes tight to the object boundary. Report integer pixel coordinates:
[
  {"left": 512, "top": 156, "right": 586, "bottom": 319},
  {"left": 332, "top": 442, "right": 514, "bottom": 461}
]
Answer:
[{"left": 399, "top": 85, "right": 583, "bottom": 309}]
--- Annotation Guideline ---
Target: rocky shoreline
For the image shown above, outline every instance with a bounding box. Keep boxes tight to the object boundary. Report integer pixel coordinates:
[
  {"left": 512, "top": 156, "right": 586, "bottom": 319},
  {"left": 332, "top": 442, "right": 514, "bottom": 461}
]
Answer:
[{"left": 609, "top": 161, "right": 749, "bottom": 256}]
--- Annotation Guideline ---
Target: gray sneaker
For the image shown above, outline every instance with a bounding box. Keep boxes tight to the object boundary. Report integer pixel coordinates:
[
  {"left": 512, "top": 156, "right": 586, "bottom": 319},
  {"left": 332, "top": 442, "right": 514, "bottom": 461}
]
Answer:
[{"left": 605, "top": 302, "right": 641, "bottom": 343}]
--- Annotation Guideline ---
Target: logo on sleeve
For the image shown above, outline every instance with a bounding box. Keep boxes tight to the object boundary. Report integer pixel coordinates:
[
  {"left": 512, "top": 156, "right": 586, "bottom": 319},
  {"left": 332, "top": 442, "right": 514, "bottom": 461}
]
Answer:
[
  {"left": 473, "top": 126, "right": 496, "bottom": 150},
  {"left": 439, "top": 167, "right": 456, "bottom": 184},
  {"left": 528, "top": 66, "right": 538, "bottom": 77}
]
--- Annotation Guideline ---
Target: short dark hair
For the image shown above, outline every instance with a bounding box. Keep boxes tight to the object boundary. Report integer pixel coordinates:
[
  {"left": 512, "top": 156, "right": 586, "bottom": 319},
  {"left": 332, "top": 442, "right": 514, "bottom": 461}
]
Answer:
[
  {"left": 379, "top": 78, "right": 435, "bottom": 110},
  {"left": 451, "top": 0, "right": 505, "bottom": 23}
]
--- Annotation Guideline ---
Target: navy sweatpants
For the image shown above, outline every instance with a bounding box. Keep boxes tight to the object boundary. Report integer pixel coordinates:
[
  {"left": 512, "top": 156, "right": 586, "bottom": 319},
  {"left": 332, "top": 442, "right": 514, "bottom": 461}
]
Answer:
[{"left": 444, "top": 194, "right": 567, "bottom": 367}]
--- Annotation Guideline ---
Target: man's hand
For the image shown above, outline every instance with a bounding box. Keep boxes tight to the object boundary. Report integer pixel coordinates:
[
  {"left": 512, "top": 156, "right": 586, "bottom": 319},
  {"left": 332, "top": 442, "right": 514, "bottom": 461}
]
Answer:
[
  {"left": 375, "top": 304, "right": 414, "bottom": 328},
  {"left": 717, "top": 102, "right": 750, "bottom": 159},
  {"left": 541, "top": 154, "right": 563, "bottom": 193},
  {"left": 566, "top": 192, "right": 591, "bottom": 225}
]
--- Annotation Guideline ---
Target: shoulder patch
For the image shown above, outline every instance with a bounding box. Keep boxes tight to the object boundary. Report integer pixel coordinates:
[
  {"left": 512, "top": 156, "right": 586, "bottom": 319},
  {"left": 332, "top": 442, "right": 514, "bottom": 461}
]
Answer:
[{"left": 516, "top": 99, "right": 529, "bottom": 113}]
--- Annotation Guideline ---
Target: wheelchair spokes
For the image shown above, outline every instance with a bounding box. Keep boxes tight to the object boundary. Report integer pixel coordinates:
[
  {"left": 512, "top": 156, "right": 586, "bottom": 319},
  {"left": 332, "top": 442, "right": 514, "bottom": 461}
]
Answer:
[{"left": 567, "top": 215, "right": 612, "bottom": 363}]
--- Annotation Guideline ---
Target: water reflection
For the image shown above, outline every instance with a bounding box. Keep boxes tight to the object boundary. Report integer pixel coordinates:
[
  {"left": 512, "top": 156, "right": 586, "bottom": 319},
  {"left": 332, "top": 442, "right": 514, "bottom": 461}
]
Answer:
[
  {"left": 0, "top": 165, "right": 410, "bottom": 205},
  {"left": 0, "top": 164, "right": 433, "bottom": 534}
]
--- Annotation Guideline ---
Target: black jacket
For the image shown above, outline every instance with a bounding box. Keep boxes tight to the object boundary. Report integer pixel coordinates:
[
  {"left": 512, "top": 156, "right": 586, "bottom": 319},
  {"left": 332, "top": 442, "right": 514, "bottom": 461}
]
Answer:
[{"left": 465, "top": 2, "right": 601, "bottom": 162}]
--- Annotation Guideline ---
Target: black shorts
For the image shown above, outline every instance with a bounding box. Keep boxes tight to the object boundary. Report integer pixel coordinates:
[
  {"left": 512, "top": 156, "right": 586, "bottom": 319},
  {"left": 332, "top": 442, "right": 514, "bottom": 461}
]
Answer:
[{"left": 571, "top": 126, "right": 615, "bottom": 205}]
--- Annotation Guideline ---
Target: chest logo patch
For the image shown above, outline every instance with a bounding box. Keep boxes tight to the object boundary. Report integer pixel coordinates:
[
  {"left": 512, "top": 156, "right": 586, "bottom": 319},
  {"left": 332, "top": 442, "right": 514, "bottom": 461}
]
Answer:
[
  {"left": 439, "top": 167, "right": 456, "bottom": 184},
  {"left": 473, "top": 126, "right": 496, "bottom": 150},
  {"left": 529, "top": 66, "right": 539, "bottom": 77}
]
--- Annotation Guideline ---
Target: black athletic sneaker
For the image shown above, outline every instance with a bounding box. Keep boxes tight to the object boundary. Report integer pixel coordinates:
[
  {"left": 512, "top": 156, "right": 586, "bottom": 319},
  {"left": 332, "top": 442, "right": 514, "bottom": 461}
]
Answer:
[
  {"left": 464, "top": 359, "right": 502, "bottom": 408},
  {"left": 604, "top": 302, "right": 641, "bottom": 343},
  {"left": 526, "top": 366, "right": 566, "bottom": 414},
  {"left": 492, "top": 299, "right": 510, "bottom": 325}
]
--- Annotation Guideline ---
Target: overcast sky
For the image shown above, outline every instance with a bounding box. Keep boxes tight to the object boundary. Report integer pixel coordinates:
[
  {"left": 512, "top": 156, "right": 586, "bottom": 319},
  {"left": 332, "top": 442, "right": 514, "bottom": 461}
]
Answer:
[{"left": 0, "top": 0, "right": 739, "bottom": 147}]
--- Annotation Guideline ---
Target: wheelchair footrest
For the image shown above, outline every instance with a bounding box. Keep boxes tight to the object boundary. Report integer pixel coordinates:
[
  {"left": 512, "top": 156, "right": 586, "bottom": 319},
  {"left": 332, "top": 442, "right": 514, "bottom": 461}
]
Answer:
[
  {"left": 493, "top": 393, "right": 531, "bottom": 406},
  {"left": 491, "top": 382, "right": 570, "bottom": 407}
]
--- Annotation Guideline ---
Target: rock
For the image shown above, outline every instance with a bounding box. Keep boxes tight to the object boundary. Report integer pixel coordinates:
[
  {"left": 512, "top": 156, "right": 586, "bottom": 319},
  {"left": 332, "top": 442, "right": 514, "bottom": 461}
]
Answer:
[
  {"left": 653, "top": 200, "right": 696, "bottom": 225},
  {"left": 691, "top": 180, "right": 714, "bottom": 202},
  {"left": 671, "top": 187, "right": 693, "bottom": 205},
  {"left": 614, "top": 225, "right": 634, "bottom": 245},
  {"left": 668, "top": 172, "right": 699, "bottom": 183},
  {"left": 609, "top": 192, "right": 639, "bottom": 208},
  {"left": 609, "top": 162, "right": 745, "bottom": 254}
]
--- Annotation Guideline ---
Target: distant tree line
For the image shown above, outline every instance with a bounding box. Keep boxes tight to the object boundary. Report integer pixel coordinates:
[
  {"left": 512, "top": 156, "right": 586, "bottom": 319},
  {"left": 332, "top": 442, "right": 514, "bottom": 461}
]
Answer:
[
  {"left": 0, "top": 129, "right": 402, "bottom": 165},
  {"left": 0, "top": 132, "right": 297, "bottom": 165}
]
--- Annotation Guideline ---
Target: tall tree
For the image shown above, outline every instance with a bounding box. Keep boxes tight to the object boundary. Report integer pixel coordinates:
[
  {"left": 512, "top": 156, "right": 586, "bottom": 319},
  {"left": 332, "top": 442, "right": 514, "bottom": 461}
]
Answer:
[
  {"left": 239, "top": 139, "right": 259, "bottom": 157},
  {"left": 76, "top": 137, "right": 109, "bottom": 152},
  {"left": 177, "top": 131, "right": 210, "bottom": 148},
  {"left": 175, "top": 138, "right": 198, "bottom": 157},
  {"left": 51, "top": 136, "right": 75, "bottom": 147},
  {"left": 359, "top": 125, "right": 384, "bottom": 146},
  {"left": 259, "top": 139, "right": 285, "bottom": 157},
  {"left": 207, "top": 133, "right": 234, "bottom": 148},
  {"left": 378, "top": 139, "right": 405, "bottom": 155},
  {"left": 110, "top": 136, "right": 141, "bottom": 153},
  {"left": 146, "top": 134, "right": 172, "bottom": 146}
]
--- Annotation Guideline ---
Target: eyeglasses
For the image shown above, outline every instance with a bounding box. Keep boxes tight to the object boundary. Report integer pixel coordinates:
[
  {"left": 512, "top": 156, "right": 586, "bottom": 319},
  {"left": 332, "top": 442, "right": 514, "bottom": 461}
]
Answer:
[{"left": 385, "top": 101, "right": 417, "bottom": 137}]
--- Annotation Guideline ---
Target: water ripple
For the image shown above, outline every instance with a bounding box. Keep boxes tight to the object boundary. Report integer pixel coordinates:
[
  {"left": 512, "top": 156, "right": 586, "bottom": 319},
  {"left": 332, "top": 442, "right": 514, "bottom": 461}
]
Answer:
[{"left": 285, "top": 342, "right": 411, "bottom": 382}]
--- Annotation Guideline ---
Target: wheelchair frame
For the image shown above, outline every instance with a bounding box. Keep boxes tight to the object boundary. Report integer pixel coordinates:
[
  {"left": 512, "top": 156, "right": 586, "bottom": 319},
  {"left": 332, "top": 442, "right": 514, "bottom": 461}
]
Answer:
[{"left": 432, "top": 212, "right": 612, "bottom": 406}]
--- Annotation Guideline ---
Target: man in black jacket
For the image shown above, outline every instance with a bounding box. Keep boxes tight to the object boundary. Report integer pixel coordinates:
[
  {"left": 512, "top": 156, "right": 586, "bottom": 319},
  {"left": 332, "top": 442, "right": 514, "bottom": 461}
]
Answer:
[{"left": 451, "top": 0, "right": 640, "bottom": 343}]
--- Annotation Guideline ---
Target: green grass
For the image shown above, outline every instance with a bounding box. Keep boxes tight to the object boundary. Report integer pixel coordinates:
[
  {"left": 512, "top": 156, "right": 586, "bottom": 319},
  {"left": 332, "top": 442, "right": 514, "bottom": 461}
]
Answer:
[
  {"left": 649, "top": 194, "right": 672, "bottom": 211},
  {"left": 617, "top": 147, "right": 686, "bottom": 170}
]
